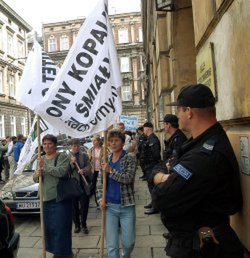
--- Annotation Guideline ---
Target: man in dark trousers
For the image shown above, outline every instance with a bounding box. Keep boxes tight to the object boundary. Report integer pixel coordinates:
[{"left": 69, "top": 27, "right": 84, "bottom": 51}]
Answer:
[
  {"left": 142, "top": 122, "right": 161, "bottom": 215},
  {"left": 136, "top": 126, "right": 147, "bottom": 180},
  {"left": 69, "top": 139, "right": 92, "bottom": 234},
  {"left": 152, "top": 84, "right": 243, "bottom": 258}
]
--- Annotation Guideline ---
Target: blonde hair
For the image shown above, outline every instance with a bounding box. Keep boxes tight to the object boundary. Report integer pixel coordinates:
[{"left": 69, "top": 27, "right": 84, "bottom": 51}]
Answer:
[{"left": 92, "top": 135, "right": 103, "bottom": 146}]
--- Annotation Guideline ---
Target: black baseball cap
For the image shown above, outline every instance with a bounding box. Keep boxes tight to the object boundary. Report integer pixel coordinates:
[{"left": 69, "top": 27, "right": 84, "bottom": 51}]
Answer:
[
  {"left": 143, "top": 122, "right": 153, "bottom": 128},
  {"left": 167, "top": 84, "right": 215, "bottom": 108},
  {"left": 164, "top": 114, "right": 178, "bottom": 124}
]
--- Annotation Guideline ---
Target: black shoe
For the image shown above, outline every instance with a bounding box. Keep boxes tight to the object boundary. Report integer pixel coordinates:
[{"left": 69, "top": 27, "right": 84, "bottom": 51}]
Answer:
[
  {"left": 144, "top": 203, "right": 152, "bottom": 209},
  {"left": 82, "top": 226, "right": 89, "bottom": 234},
  {"left": 144, "top": 208, "right": 159, "bottom": 215},
  {"left": 74, "top": 226, "right": 81, "bottom": 233}
]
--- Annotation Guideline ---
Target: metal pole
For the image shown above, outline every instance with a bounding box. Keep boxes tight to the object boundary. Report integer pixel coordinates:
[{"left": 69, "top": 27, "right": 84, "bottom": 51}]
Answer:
[{"left": 37, "top": 115, "right": 46, "bottom": 258}]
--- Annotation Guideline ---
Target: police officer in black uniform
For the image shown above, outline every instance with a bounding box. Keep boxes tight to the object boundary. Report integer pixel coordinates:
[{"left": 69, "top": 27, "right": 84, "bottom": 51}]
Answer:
[
  {"left": 163, "top": 114, "right": 187, "bottom": 162},
  {"left": 142, "top": 122, "right": 161, "bottom": 215},
  {"left": 151, "top": 84, "right": 244, "bottom": 258}
]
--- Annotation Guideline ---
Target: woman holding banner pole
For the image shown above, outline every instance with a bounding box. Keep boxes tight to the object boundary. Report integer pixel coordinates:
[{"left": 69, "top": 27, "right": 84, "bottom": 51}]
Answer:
[
  {"left": 33, "top": 134, "right": 73, "bottom": 258},
  {"left": 97, "top": 130, "right": 137, "bottom": 258}
]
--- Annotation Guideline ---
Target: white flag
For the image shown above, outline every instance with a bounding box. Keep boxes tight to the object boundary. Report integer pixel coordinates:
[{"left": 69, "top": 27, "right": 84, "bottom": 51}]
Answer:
[
  {"left": 34, "top": 0, "right": 122, "bottom": 137},
  {"left": 16, "top": 40, "right": 58, "bottom": 111},
  {"left": 14, "top": 117, "right": 58, "bottom": 175}
]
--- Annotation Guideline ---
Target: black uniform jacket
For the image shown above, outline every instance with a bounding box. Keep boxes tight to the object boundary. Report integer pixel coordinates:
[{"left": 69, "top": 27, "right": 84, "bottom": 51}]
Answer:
[
  {"left": 163, "top": 129, "right": 187, "bottom": 161},
  {"left": 142, "top": 133, "right": 161, "bottom": 170},
  {"left": 152, "top": 123, "right": 243, "bottom": 232}
]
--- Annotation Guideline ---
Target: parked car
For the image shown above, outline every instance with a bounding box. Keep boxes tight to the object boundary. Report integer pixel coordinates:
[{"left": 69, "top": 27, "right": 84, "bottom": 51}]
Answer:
[
  {"left": 0, "top": 199, "right": 20, "bottom": 258},
  {"left": 0, "top": 145, "right": 89, "bottom": 214}
]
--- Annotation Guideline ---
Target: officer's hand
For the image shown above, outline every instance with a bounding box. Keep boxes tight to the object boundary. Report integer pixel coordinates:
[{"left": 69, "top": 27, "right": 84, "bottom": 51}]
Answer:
[{"left": 154, "top": 173, "right": 169, "bottom": 185}]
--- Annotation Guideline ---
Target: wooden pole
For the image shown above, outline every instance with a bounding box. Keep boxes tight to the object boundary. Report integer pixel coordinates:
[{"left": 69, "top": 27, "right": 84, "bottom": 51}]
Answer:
[
  {"left": 37, "top": 115, "right": 46, "bottom": 258},
  {"left": 99, "top": 130, "right": 108, "bottom": 258}
]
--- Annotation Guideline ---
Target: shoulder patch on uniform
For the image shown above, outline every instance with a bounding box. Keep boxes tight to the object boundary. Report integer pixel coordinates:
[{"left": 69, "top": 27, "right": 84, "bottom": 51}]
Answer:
[
  {"left": 173, "top": 164, "right": 193, "bottom": 180},
  {"left": 201, "top": 139, "right": 216, "bottom": 154}
]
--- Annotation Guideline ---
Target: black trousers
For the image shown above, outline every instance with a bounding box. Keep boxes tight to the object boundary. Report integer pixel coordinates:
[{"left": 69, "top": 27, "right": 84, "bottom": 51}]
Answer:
[
  {"left": 72, "top": 193, "right": 89, "bottom": 227},
  {"left": 90, "top": 171, "right": 99, "bottom": 205}
]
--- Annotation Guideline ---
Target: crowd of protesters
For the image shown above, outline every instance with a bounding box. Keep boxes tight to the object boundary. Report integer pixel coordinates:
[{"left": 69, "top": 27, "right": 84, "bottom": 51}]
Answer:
[
  {"left": 0, "top": 134, "right": 25, "bottom": 183},
  {"left": 1, "top": 84, "right": 245, "bottom": 258}
]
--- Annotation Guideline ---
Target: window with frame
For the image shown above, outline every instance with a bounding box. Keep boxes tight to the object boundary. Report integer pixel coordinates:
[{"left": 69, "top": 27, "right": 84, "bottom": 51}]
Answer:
[
  {"left": 7, "top": 32, "right": 14, "bottom": 56},
  {"left": 0, "top": 70, "right": 3, "bottom": 94},
  {"left": 48, "top": 35, "right": 57, "bottom": 52},
  {"left": 118, "top": 29, "right": 129, "bottom": 44},
  {"left": 10, "top": 116, "right": 16, "bottom": 136},
  {"left": 121, "top": 85, "right": 132, "bottom": 101},
  {"left": 20, "top": 117, "right": 26, "bottom": 136},
  {"left": 120, "top": 57, "right": 130, "bottom": 73},
  {"left": 60, "top": 35, "right": 69, "bottom": 51},
  {"left": 138, "top": 27, "right": 143, "bottom": 42},
  {"left": 140, "top": 55, "right": 144, "bottom": 71},
  {"left": 0, "top": 115, "right": 5, "bottom": 138},
  {"left": 0, "top": 25, "right": 3, "bottom": 51},
  {"left": 18, "top": 40, "right": 24, "bottom": 58},
  {"left": 9, "top": 74, "right": 15, "bottom": 98}
]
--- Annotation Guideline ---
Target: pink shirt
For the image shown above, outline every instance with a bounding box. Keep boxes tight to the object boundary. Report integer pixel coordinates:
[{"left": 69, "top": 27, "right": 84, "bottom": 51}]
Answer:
[{"left": 92, "top": 148, "right": 101, "bottom": 171}]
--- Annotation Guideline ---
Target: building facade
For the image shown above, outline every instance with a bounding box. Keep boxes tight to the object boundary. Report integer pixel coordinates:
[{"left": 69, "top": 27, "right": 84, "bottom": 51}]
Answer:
[
  {"left": 0, "top": 0, "right": 32, "bottom": 138},
  {"left": 142, "top": 0, "right": 250, "bottom": 253},
  {"left": 42, "top": 12, "right": 147, "bottom": 127}
]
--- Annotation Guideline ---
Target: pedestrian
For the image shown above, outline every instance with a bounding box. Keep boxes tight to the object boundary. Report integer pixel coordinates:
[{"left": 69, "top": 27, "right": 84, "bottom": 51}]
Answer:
[
  {"left": 88, "top": 135, "right": 105, "bottom": 207},
  {"left": 142, "top": 122, "right": 161, "bottom": 215},
  {"left": 118, "top": 122, "right": 132, "bottom": 152},
  {"left": 69, "top": 138, "right": 92, "bottom": 234},
  {"left": 33, "top": 134, "right": 73, "bottom": 258},
  {"left": 152, "top": 84, "right": 244, "bottom": 258},
  {"left": 2, "top": 136, "right": 12, "bottom": 181},
  {"left": 125, "top": 131, "right": 137, "bottom": 155},
  {"left": 136, "top": 127, "right": 147, "bottom": 180},
  {"left": 97, "top": 129, "right": 137, "bottom": 258},
  {"left": 153, "top": 114, "right": 187, "bottom": 175},
  {"left": 7, "top": 136, "right": 16, "bottom": 180},
  {"left": 0, "top": 138, "right": 8, "bottom": 183},
  {"left": 13, "top": 134, "right": 24, "bottom": 163}
]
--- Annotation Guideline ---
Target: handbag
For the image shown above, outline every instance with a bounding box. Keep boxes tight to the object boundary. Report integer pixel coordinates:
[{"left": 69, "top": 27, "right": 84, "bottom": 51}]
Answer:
[{"left": 54, "top": 154, "right": 83, "bottom": 202}]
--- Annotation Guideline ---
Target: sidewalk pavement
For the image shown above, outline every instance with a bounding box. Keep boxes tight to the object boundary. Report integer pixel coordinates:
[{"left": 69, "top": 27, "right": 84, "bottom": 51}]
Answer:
[{"left": 16, "top": 168, "right": 169, "bottom": 258}]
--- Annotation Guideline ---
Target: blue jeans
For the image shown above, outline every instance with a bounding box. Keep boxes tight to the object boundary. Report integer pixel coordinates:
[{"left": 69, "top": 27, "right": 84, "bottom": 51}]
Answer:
[{"left": 105, "top": 203, "right": 136, "bottom": 258}]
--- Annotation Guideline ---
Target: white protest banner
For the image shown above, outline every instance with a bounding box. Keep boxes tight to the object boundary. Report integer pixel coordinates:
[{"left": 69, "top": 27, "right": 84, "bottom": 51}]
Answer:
[
  {"left": 16, "top": 40, "right": 58, "bottom": 111},
  {"left": 14, "top": 117, "right": 58, "bottom": 175},
  {"left": 120, "top": 115, "right": 138, "bottom": 132},
  {"left": 34, "top": 0, "right": 122, "bottom": 137}
]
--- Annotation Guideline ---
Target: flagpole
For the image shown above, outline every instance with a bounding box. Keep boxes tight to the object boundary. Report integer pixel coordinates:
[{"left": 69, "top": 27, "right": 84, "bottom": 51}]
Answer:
[
  {"left": 37, "top": 115, "right": 46, "bottom": 258},
  {"left": 99, "top": 130, "right": 108, "bottom": 258}
]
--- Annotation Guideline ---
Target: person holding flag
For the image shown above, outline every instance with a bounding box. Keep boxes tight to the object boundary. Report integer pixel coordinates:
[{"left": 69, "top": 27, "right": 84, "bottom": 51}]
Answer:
[
  {"left": 33, "top": 134, "right": 73, "bottom": 258},
  {"left": 97, "top": 130, "right": 137, "bottom": 258}
]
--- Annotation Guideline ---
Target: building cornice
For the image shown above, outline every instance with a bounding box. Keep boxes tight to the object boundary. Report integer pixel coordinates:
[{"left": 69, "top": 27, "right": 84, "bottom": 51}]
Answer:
[{"left": 0, "top": 0, "right": 32, "bottom": 32}]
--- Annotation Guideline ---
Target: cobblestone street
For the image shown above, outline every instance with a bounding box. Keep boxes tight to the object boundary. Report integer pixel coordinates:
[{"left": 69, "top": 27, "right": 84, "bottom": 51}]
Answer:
[{"left": 15, "top": 169, "right": 168, "bottom": 258}]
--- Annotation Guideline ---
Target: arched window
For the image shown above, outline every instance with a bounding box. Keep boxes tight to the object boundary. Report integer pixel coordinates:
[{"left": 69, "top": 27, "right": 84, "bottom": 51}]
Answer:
[
  {"left": 60, "top": 35, "right": 69, "bottom": 51},
  {"left": 48, "top": 35, "right": 57, "bottom": 52}
]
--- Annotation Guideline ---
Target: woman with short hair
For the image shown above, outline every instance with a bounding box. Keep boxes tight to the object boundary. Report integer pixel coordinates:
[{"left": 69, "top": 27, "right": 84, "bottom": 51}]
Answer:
[
  {"left": 33, "top": 134, "right": 73, "bottom": 258},
  {"left": 97, "top": 130, "right": 137, "bottom": 258}
]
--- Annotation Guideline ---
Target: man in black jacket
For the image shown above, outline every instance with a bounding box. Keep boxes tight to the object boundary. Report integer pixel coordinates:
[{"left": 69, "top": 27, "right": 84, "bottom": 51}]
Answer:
[
  {"left": 163, "top": 114, "right": 187, "bottom": 162},
  {"left": 142, "top": 122, "right": 161, "bottom": 215},
  {"left": 151, "top": 84, "right": 243, "bottom": 258}
]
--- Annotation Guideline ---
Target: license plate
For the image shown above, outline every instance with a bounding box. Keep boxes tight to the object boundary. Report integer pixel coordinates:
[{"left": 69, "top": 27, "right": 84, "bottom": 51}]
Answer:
[{"left": 16, "top": 202, "right": 40, "bottom": 210}]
